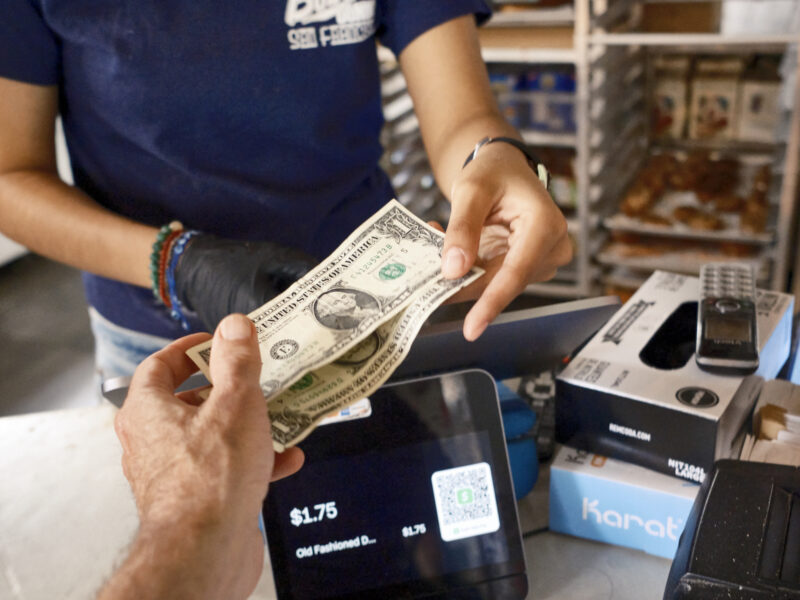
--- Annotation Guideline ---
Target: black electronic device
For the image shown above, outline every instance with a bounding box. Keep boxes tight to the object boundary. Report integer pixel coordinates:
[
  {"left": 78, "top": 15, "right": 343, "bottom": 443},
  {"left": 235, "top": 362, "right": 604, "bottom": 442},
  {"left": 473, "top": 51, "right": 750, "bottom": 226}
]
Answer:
[
  {"left": 262, "top": 369, "right": 527, "bottom": 600},
  {"left": 392, "top": 296, "right": 620, "bottom": 382},
  {"left": 517, "top": 369, "right": 558, "bottom": 461},
  {"left": 664, "top": 459, "right": 800, "bottom": 599},
  {"left": 696, "top": 262, "right": 759, "bottom": 375}
]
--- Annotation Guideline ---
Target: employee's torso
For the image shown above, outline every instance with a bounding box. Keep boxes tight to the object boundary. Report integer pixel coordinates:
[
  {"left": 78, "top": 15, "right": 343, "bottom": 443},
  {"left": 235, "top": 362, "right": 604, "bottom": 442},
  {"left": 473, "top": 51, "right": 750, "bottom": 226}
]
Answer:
[{"left": 47, "top": 0, "right": 388, "bottom": 254}]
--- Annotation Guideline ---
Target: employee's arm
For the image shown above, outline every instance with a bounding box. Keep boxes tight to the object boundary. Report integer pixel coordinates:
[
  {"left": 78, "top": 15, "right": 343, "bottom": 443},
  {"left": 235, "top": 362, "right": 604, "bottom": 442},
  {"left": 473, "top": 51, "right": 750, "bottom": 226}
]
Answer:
[
  {"left": 399, "top": 15, "right": 573, "bottom": 341},
  {"left": 0, "top": 77, "right": 316, "bottom": 331},
  {"left": 0, "top": 77, "right": 156, "bottom": 287},
  {"left": 97, "top": 315, "right": 304, "bottom": 600}
]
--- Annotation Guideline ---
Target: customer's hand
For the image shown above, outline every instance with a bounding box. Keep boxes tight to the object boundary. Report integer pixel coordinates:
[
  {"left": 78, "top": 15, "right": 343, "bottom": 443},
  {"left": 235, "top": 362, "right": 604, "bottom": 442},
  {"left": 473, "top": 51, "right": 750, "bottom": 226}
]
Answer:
[
  {"left": 102, "top": 314, "right": 304, "bottom": 600},
  {"left": 442, "top": 141, "right": 573, "bottom": 341},
  {"left": 175, "top": 235, "right": 317, "bottom": 331}
]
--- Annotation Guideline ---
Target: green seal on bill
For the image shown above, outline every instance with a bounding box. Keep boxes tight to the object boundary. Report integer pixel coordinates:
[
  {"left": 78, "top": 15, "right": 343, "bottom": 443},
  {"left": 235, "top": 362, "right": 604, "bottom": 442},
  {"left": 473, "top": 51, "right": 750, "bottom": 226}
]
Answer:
[{"left": 379, "top": 263, "right": 406, "bottom": 280}]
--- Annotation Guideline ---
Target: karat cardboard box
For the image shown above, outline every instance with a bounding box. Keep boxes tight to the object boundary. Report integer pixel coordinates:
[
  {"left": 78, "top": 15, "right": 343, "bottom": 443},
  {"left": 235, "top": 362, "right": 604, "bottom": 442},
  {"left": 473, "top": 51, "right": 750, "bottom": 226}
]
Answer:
[
  {"left": 556, "top": 270, "right": 794, "bottom": 483},
  {"left": 549, "top": 445, "right": 698, "bottom": 559}
]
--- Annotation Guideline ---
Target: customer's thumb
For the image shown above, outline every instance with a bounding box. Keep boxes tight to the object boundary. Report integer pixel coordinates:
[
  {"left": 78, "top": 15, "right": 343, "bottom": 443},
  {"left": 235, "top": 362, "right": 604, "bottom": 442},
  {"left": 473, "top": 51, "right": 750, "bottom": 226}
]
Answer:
[{"left": 207, "top": 314, "right": 263, "bottom": 407}]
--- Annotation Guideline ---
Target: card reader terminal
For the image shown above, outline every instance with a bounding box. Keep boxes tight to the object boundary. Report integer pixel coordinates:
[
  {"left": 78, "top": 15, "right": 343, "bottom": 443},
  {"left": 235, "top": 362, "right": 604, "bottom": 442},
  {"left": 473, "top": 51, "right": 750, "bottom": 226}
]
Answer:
[{"left": 262, "top": 369, "right": 527, "bottom": 600}]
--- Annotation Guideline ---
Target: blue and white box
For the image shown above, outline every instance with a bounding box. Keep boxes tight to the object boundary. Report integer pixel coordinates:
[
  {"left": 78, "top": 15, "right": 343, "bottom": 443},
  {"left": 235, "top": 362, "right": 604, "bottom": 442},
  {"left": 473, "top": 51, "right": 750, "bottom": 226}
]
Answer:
[{"left": 549, "top": 445, "right": 699, "bottom": 559}]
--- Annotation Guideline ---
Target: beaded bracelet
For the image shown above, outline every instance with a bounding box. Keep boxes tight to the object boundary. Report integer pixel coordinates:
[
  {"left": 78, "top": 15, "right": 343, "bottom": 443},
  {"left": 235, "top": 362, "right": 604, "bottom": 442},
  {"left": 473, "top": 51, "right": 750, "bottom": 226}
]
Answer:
[
  {"left": 150, "top": 221, "right": 183, "bottom": 304},
  {"left": 157, "top": 230, "right": 183, "bottom": 308},
  {"left": 165, "top": 230, "right": 201, "bottom": 330}
]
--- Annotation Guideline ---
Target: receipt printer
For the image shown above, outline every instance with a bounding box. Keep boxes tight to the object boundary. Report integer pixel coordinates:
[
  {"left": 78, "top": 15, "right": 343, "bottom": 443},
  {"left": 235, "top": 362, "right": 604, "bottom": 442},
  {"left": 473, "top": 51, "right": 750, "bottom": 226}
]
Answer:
[{"left": 664, "top": 459, "right": 800, "bottom": 599}]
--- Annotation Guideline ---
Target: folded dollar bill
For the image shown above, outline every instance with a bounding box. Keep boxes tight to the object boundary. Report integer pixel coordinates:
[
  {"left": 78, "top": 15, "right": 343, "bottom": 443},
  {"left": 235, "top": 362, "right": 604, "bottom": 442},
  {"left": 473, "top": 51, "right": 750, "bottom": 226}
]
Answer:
[{"left": 186, "top": 199, "right": 483, "bottom": 450}]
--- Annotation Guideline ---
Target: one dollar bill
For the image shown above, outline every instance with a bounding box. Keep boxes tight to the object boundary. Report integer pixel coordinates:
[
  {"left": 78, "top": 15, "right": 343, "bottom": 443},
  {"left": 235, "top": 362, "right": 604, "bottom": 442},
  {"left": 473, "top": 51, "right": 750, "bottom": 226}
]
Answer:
[{"left": 187, "top": 199, "right": 482, "bottom": 404}]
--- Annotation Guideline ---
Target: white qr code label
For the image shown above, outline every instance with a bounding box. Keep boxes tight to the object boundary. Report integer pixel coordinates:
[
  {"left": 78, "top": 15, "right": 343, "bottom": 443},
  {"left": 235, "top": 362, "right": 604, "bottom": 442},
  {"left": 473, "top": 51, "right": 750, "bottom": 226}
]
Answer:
[{"left": 431, "top": 462, "right": 500, "bottom": 542}]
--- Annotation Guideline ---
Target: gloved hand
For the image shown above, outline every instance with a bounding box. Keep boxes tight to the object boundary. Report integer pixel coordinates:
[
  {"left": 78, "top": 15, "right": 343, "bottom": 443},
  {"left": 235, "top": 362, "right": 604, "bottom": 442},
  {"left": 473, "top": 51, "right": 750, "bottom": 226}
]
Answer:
[{"left": 174, "top": 234, "right": 317, "bottom": 331}]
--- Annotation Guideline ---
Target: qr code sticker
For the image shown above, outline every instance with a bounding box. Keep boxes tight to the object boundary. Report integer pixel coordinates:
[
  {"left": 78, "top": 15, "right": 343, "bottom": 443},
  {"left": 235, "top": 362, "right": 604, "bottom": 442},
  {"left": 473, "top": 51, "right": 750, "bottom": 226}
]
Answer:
[{"left": 431, "top": 462, "right": 500, "bottom": 542}]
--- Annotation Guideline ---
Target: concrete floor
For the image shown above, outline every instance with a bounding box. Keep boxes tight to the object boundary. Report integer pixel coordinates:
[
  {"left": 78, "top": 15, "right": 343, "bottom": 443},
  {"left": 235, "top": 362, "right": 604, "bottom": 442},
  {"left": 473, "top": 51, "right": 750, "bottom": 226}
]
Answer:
[{"left": 0, "top": 254, "right": 98, "bottom": 416}]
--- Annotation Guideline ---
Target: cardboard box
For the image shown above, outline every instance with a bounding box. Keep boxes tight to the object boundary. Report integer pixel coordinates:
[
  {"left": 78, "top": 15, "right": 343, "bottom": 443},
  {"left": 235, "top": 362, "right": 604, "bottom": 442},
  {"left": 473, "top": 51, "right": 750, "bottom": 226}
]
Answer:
[
  {"left": 689, "top": 78, "right": 739, "bottom": 140},
  {"left": 652, "top": 77, "right": 688, "bottom": 139},
  {"left": 737, "top": 80, "right": 781, "bottom": 143},
  {"left": 652, "top": 56, "right": 690, "bottom": 140},
  {"left": 642, "top": 2, "right": 720, "bottom": 33},
  {"left": 549, "top": 445, "right": 698, "bottom": 559},
  {"left": 556, "top": 270, "right": 794, "bottom": 483}
]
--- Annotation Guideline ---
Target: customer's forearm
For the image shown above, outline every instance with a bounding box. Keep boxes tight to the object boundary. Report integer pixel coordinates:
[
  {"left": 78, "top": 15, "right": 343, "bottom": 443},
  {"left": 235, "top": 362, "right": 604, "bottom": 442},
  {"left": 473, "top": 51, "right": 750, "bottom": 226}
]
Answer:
[
  {"left": 97, "top": 520, "right": 245, "bottom": 600},
  {"left": 0, "top": 169, "right": 155, "bottom": 287}
]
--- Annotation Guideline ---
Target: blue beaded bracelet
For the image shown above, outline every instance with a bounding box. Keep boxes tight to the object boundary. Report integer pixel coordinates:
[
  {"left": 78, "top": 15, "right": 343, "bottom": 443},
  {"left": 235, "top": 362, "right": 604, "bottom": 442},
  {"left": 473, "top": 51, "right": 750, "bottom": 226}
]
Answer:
[
  {"left": 165, "top": 230, "right": 201, "bottom": 330},
  {"left": 150, "top": 221, "right": 183, "bottom": 303}
]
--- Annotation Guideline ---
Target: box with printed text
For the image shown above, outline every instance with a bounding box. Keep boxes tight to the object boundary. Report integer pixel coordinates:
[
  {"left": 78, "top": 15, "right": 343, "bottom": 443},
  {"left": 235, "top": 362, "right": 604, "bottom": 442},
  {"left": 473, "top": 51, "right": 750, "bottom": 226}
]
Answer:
[
  {"left": 549, "top": 445, "right": 698, "bottom": 559},
  {"left": 556, "top": 270, "right": 794, "bottom": 483}
]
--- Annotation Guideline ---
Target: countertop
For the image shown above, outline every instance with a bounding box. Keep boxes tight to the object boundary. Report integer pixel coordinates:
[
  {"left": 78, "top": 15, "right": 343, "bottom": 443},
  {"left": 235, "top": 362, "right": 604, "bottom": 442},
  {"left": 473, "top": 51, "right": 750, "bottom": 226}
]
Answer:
[{"left": 0, "top": 404, "right": 671, "bottom": 600}]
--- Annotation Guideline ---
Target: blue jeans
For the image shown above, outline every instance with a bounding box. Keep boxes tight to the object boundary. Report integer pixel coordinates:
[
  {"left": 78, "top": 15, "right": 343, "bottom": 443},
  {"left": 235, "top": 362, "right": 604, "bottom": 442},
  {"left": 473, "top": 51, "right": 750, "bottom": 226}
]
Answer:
[{"left": 89, "top": 307, "right": 172, "bottom": 381}]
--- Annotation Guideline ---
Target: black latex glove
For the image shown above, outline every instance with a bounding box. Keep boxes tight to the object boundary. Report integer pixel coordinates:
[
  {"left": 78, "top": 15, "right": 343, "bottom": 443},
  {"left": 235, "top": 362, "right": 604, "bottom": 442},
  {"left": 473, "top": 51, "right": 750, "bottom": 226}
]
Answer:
[{"left": 174, "top": 234, "right": 317, "bottom": 331}]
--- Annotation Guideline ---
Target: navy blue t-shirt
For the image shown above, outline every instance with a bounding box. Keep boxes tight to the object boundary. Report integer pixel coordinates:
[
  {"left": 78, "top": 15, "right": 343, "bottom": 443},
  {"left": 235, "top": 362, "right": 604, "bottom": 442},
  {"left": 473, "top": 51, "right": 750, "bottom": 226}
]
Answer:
[{"left": 1, "top": 0, "right": 490, "bottom": 337}]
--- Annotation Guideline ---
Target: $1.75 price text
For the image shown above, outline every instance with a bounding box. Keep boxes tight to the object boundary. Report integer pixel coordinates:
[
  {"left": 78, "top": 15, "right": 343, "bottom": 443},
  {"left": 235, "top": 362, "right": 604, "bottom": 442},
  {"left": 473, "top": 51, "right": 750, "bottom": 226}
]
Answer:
[{"left": 290, "top": 501, "right": 338, "bottom": 527}]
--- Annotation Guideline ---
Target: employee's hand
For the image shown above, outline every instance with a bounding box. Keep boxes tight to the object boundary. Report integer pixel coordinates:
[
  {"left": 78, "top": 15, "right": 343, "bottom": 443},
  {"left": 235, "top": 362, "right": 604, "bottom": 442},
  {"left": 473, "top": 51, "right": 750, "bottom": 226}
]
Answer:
[
  {"left": 442, "top": 141, "right": 572, "bottom": 341},
  {"left": 176, "top": 234, "right": 317, "bottom": 331},
  {"left": 101, "top": 314, "right": 304, "bottom": 600}
]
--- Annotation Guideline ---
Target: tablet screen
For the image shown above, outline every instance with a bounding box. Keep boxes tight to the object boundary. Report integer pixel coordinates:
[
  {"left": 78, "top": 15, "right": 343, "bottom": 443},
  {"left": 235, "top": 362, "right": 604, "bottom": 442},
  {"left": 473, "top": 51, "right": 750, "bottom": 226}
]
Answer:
[{"left": 263, "top": 370, "right": 527, "bottom": 600}]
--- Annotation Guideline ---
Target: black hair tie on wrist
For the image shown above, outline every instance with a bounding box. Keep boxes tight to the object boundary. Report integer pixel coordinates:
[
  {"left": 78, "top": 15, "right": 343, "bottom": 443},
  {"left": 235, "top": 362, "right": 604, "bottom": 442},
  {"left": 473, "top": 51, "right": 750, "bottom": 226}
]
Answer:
[{"left": 462, "top": 136, "right": 550, "bottom": 191}]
